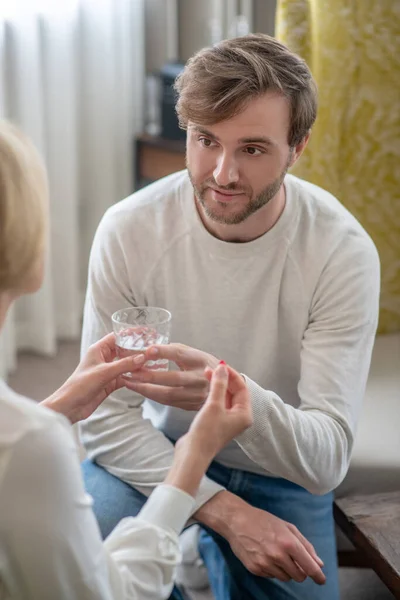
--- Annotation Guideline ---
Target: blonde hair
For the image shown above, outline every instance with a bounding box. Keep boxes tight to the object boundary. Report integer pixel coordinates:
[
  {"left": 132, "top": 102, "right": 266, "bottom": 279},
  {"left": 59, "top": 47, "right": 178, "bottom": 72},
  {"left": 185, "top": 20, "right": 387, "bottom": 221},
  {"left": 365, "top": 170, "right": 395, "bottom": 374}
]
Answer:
[
  {"left": 0, "top": 121, "right": 48, "bottom": 291},
  {"left": 175, "top": 34, "right": 318, "bottom": 147}
]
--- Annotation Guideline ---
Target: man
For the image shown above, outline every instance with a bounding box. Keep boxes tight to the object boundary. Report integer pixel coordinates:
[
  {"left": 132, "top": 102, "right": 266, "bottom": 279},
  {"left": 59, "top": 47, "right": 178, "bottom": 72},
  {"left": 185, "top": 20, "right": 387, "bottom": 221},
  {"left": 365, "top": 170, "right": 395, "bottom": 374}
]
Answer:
[{"left": 80, "top": 34, "right": 380, "bottom": 600}]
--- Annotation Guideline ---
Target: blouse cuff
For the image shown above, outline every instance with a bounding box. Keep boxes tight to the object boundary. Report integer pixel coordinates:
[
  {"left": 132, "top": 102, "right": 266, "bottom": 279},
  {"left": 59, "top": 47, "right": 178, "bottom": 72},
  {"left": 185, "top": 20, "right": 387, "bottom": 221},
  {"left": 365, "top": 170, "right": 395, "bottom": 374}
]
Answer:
[{"left": 137, "top": 484, "right": 195, "bottom": 535}]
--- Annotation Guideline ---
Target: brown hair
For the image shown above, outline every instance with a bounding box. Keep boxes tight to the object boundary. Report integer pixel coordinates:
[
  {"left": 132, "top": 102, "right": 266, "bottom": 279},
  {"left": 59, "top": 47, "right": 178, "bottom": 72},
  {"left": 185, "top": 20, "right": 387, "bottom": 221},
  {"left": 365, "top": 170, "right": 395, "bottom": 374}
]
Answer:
[
  {"left": 175, "top": 34, "right": 317, "bottom": 147},
  {"left": 0, "top": 121, "right": 48, "bottom": 291}
]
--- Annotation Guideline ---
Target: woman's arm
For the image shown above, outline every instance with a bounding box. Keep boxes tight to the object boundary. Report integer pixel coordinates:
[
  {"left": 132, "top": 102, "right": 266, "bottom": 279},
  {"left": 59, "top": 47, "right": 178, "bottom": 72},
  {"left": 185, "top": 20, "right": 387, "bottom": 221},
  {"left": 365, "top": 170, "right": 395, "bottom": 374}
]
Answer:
[
  {"left": 0, "top": 416, "right": 192, "bottom": 600},
  {"left": 1, "top": 363, "right": 251, "bottom": 600}
]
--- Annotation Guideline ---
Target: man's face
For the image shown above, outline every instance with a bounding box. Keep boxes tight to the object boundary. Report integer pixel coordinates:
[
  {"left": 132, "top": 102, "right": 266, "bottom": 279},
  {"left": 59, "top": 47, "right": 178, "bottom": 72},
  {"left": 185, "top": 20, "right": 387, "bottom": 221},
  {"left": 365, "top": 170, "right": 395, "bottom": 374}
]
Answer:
[{"left": 186, "top": 92, "right": 302, "bottom": 225}]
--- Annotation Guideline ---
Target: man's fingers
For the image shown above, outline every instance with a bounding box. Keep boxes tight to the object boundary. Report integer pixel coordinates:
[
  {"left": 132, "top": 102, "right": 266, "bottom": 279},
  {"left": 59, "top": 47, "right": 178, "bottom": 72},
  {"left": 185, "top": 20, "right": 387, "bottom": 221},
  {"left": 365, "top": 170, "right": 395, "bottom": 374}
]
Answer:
[
  {"left": 293, "top": 561, "right": 308, "bottom": 578},
  {"left": 290, "top": 543, "right": 326, "bottom": 585},
  {"left": 129, "top": 368, "right": 206, "bottom": 389},
  {"left": 123, "top": 381, "right": 205, "bottom": 408},
  {"left": 145, "top": 343, "right": 199, "bottom": 366},
  {"left": 204, "top": 367, "right": 213, "bottom": 382},
  {"left": 276, "top": 555, "right": 307, "bottom": 583},
  {"left": 263, "top": 565, "right": 290, "bottom": 581},
  {"left": 290, "top": 526, "right": 324, "bottom": 567}
]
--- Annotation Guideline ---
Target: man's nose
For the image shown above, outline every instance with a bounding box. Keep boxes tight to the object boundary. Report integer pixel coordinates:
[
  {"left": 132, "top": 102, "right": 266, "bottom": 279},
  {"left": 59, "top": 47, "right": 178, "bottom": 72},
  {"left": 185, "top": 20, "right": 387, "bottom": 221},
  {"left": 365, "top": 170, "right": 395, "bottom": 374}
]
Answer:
[{"left": 213, "top": 152, "right": 239, "bottom": 187}]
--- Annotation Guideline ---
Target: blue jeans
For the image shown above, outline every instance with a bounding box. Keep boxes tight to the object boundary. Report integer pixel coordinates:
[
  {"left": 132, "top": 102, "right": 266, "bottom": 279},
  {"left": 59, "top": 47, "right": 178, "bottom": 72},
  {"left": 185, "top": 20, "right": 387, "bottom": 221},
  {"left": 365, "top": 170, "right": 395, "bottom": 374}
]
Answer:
[{"left": 82, "top": 459, "right": 339, "bottom": 600}]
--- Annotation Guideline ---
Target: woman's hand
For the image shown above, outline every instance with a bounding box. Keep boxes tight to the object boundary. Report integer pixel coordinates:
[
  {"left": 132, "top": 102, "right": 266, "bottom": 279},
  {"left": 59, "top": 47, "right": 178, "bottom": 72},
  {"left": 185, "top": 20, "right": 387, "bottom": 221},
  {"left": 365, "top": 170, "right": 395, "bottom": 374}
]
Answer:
[
  {"left": 41, "top": 333, "right": 145, "bottom": 424},
  {"left": 184, "top": 362, "right": 253, "bottom": 455},
  {"left": 164, "top": 363, "right": 253, "bottom": 497}
]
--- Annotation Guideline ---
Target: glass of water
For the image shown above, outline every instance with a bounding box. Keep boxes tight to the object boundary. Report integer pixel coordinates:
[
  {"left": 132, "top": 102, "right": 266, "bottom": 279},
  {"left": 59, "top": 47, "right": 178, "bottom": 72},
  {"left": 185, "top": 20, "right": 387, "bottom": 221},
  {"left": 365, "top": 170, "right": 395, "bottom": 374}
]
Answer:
[{"left": 112, "top": 306, "right": 172, "bottom": 372}]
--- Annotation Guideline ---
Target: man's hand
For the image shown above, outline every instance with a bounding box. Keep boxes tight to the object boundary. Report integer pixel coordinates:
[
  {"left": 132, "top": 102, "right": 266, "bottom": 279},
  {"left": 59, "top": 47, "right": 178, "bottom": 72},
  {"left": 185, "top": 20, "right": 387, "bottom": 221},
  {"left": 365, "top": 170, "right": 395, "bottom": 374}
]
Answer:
[
  {"left": 195, "top": 492, "right": 326, "bottom": 585},
  {"left": 123, "top": 343, "right": 220, "bottom": 410}
]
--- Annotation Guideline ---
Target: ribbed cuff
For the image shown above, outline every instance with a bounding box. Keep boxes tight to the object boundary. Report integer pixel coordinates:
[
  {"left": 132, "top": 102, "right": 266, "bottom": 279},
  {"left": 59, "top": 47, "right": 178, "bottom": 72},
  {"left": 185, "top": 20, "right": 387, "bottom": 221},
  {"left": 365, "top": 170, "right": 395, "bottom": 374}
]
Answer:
[{"left": 235, "top": 375, "right": 276, "bottom": 450}]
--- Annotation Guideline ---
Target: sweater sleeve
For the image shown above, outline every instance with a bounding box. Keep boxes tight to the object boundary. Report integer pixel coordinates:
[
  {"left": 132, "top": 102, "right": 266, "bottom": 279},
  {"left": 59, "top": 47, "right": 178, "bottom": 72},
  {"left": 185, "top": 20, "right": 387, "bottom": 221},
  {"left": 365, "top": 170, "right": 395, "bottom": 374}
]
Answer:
[
  {"left": 235, "top": 233, "right": 380, "bottom": 495},
  {"left": 79, "top": 209, "right": 224, "bottom": 511}
]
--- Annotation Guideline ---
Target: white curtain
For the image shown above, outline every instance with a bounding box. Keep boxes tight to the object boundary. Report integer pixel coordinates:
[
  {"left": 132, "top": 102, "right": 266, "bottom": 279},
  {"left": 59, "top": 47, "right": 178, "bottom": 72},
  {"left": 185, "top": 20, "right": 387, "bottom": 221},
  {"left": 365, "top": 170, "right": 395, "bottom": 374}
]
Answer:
[{"left": 0, "top": 0, "right": 145, "bottom": 378}]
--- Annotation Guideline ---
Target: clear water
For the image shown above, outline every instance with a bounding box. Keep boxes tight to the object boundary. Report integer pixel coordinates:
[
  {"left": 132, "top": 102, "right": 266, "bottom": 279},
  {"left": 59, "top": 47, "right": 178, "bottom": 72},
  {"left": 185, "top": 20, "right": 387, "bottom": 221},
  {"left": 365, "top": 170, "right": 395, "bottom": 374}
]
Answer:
[{"left": 116, "top": 329, "right": 169, "bottom": 371}]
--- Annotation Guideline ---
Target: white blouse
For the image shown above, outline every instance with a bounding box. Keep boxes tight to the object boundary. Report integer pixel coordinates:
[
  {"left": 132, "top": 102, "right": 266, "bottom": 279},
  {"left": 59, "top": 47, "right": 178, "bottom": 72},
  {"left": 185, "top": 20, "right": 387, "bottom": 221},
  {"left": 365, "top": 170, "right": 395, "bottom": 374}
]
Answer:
[{"left": 0, "top": 380, "right": 194, "bottom": 600}]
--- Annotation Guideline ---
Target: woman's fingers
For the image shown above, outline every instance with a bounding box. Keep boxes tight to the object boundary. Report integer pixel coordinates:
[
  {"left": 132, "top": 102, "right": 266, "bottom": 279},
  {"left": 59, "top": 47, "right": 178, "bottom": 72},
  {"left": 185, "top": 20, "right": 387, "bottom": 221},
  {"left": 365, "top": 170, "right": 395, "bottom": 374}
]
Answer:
[
  {"left": 88, "top": 332, "right": 118, "bottom": 364},
  {"left": 105, "top": 352, "right": 145, "bottom": 380},
  {"left": 205, "top": 364, "right": 246, "bottom": 394},
  {"left": 93, "top": 332, "right": 116, "bottom": 354},
  {"left": 207, "top": 363, "right": 229, "bottom": 406},
  {"left": 97, "top": 332, "right": 116, "bottom": 347},
  {"left": 205, "top": 364, "right": 248, "bottom": 413}
]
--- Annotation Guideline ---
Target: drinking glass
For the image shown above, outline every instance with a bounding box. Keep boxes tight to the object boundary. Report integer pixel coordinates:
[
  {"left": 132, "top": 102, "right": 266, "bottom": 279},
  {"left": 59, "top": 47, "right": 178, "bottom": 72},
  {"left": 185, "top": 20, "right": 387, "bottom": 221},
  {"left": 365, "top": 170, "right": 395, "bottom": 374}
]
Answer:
[{"left": 112, "top": 306, "right": 172, "bottom": 372}]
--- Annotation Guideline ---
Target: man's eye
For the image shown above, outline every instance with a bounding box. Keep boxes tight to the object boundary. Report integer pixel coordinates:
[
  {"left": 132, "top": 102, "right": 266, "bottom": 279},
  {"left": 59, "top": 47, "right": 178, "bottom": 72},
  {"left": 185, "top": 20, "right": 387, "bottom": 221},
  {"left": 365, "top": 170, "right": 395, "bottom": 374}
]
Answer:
[
  {"left": 244, "top": 147, "right": 263, "bottom": 156},
  {"left": 199, "top": 137, "right": 213, "bottom": 147}
]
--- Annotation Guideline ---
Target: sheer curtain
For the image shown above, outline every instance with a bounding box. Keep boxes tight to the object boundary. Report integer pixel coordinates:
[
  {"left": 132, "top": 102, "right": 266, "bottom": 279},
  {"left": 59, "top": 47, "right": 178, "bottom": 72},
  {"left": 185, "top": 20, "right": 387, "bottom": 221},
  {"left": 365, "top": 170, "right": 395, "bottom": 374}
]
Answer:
[{"left": 0, "top": 0, "right": 145, "bottom": 377}]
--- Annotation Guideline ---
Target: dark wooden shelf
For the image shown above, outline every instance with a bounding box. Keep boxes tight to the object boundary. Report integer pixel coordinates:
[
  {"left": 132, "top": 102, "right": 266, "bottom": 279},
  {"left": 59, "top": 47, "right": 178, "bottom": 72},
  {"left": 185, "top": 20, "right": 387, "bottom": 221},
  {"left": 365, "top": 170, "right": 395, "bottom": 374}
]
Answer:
[{"left": 134, "top": 133, "right": 186, "bottom": 189}]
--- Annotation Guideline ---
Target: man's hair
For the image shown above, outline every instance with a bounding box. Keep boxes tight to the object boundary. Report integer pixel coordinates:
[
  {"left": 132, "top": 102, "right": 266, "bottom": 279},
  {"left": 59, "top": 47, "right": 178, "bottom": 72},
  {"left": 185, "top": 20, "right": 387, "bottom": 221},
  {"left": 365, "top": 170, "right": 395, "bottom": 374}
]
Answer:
[
  {"left": 175, "top": 34, "right": 317, "bottom": 147},
  {"left": 0, "top": 120, "right": 48, "bottom": 291}
]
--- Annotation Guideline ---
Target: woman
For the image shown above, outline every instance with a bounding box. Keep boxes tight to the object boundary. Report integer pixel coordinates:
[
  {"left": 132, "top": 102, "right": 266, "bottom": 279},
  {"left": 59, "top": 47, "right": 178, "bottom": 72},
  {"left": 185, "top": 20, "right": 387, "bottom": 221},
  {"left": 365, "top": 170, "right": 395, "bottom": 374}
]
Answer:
[{"left": 0, "top": 120, "right": 253, "bottom": 600}]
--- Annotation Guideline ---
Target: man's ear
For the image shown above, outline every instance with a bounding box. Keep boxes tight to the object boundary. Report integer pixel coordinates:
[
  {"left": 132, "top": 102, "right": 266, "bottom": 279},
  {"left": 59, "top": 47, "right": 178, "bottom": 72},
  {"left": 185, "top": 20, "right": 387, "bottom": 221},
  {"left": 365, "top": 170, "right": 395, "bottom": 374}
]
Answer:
[{"left": 289, "top": 131, "right": 311, "bottom": 168}]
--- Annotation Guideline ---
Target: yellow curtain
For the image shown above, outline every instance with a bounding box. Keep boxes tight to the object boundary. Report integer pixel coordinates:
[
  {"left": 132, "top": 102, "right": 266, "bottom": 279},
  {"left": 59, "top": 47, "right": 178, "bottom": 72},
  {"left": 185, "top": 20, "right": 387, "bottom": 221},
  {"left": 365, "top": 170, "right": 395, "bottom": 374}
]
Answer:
[{"left": 276, "top": 0, "right": 400, "bottom": 333}]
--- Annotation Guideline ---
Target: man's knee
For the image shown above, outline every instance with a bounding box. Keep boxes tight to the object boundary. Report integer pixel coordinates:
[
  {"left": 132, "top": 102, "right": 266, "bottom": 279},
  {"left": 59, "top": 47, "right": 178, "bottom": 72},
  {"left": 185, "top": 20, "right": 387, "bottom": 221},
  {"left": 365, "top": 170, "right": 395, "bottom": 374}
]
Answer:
[{"left": 81, "top": 459, "right": 147, "bottom": 538}]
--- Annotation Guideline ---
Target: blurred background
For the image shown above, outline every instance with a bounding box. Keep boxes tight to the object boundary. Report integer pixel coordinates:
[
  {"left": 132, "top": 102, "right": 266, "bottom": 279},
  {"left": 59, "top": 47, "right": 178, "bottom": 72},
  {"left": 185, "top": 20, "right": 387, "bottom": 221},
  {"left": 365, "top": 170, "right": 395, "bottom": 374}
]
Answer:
[
  {"left": 0, "top": 0, "right": 279, "bottom": 377},
  {"left": 0, "top": 1, "right": 399, "bottom": 599}
]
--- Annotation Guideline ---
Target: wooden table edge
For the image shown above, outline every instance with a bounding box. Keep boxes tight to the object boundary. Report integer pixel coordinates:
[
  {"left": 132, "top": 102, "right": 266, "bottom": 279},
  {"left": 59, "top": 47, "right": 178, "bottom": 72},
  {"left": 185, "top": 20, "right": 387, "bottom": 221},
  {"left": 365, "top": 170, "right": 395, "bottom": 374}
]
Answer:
[{"left": 334, "top": 499, "right": 400, "bottom": 598}]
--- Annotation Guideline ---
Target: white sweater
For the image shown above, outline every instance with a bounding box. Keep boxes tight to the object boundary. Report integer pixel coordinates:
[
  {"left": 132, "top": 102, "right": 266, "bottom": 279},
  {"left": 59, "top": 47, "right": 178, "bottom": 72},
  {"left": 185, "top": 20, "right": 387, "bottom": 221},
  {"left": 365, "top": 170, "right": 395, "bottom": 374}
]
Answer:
[
  {"left": 80, "top": 170, "right": 380, "bottom": 505},
  {"left": 0, "top": 380, "right": 195, "bottom": 600}
]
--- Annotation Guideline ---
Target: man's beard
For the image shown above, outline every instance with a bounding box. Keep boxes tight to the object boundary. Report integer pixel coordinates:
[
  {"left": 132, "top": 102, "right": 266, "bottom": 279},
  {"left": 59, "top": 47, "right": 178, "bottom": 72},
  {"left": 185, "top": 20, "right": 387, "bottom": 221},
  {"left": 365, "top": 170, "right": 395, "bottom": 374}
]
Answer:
[{"left": 188, "top": 156, "right": 291, "bottom": 226}]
